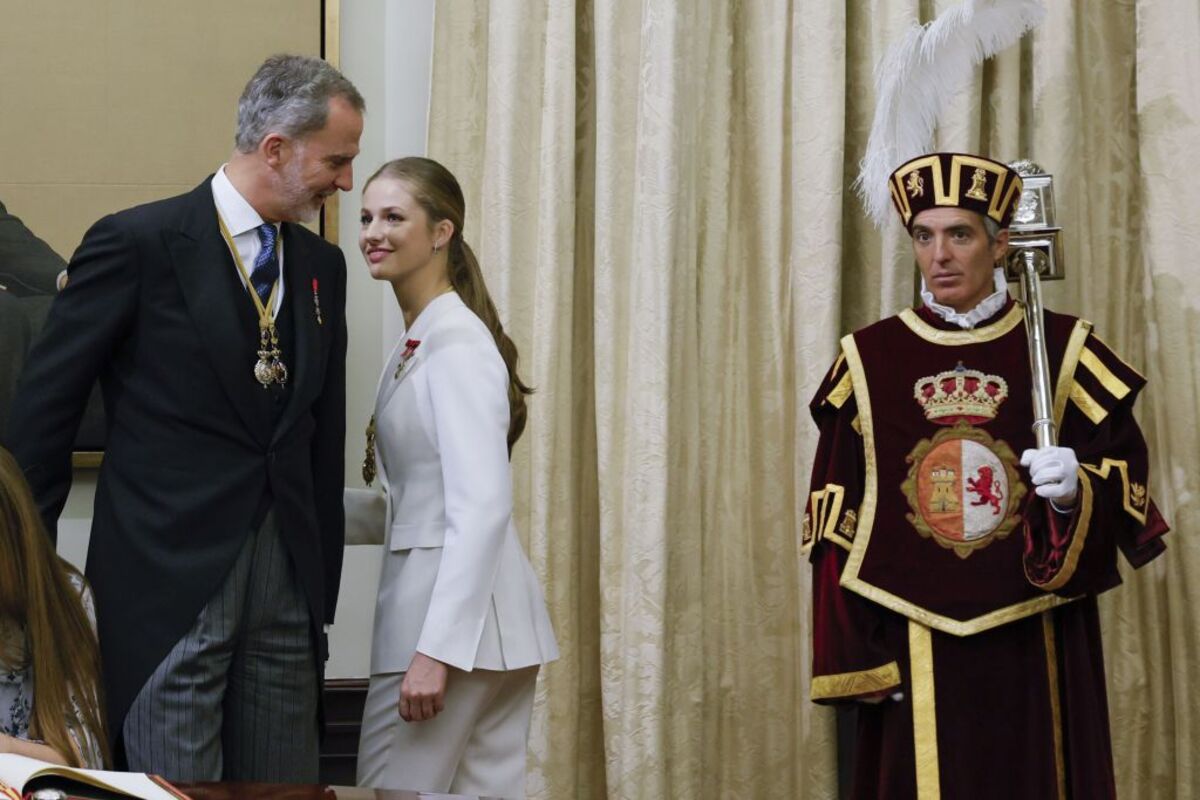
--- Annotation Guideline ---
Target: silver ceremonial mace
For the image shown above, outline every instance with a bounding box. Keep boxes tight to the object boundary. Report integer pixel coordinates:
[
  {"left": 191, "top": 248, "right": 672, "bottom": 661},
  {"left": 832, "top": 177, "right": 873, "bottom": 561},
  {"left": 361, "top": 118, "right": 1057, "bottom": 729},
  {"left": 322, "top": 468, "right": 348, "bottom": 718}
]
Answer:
[{"left": 1004, "top": 161, "right": 1065, "bottom": 448}]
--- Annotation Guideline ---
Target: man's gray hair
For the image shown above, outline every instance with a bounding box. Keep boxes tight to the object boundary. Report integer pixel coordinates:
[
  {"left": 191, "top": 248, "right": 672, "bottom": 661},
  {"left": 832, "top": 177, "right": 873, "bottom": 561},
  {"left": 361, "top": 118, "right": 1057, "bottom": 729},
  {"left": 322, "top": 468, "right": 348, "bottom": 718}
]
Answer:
[
  {"left": 235, "top": 54, "right": 365, "bottom": 153},
  {"left": 982, "top": 215, "right": 1001, "bottom": 245}
]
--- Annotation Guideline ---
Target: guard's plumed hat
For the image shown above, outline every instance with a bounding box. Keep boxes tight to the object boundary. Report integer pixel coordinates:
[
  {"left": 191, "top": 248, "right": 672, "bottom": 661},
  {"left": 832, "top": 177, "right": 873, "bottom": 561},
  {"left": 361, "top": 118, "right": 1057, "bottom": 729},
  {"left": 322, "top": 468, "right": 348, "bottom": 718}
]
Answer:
[{"left": 889, "top": 152, "right": 1023, "bottom": 232}]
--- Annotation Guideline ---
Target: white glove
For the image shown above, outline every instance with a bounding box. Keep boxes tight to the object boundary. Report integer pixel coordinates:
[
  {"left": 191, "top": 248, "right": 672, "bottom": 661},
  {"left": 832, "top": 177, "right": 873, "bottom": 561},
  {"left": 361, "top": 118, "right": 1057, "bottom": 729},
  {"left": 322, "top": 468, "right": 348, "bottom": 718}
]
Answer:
[{"left": 1020, "top": 446, "right": 1080, "bottom": 509}]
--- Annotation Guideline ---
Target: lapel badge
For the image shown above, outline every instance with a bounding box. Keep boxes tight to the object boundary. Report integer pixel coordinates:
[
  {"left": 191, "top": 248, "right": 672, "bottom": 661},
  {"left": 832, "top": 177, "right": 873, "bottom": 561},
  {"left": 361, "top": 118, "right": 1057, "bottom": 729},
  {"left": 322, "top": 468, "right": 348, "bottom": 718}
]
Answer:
[
  {"left": 312, "top": 278, "right": 323, "bottom": 325},
  {"left": 393, "top": 338, "right": 421, "bottom": 380}
]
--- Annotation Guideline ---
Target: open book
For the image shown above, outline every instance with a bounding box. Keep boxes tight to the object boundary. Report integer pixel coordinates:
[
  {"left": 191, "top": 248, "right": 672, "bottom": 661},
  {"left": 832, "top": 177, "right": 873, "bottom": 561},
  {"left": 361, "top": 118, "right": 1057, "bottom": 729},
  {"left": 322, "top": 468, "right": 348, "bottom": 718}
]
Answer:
[{"left": 0, "top": 754, "right": 189, "bottom": 800}]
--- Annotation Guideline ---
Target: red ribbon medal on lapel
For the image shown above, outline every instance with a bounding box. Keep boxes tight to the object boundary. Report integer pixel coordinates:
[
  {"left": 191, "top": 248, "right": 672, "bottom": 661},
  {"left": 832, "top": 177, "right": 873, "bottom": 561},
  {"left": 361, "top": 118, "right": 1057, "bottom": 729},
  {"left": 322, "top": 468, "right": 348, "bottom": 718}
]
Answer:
[{"left": 394, "top": 339, "right": 421, "bottom": 380}]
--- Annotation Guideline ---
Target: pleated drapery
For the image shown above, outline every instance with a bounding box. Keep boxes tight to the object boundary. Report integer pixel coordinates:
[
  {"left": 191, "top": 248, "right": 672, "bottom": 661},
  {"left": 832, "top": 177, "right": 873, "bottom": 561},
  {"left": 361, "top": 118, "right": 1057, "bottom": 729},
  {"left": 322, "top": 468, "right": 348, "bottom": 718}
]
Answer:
[{"left": 424, "top": 2, "right": 1200, "bottom": 797}]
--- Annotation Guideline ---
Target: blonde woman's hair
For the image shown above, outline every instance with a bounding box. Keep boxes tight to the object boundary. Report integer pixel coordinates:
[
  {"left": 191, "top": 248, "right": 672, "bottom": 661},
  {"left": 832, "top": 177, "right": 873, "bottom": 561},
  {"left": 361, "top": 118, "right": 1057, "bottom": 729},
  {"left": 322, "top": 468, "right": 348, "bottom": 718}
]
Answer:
[
  {"left": 0, "top": 447, "right": 109, "bottom": 767},
  {"left": 365, "top": 157, "right": 533, "bottom": 453}
]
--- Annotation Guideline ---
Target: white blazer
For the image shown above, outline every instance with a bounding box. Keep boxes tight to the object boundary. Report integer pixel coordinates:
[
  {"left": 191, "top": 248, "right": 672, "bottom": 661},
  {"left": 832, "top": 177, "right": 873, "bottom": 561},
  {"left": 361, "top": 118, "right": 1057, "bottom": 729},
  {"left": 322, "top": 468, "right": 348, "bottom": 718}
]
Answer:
[{"left": 345, "top": 292, "right": 558, "bottom": 674}]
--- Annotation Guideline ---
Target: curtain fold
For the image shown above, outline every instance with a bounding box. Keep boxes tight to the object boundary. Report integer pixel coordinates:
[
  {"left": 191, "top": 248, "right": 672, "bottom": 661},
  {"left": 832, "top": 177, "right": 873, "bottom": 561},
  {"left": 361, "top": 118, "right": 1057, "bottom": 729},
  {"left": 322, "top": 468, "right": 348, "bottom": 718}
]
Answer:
[
  {"left": 1127, "top": 1, "right": 1200, "bottom": 796},
  {"left": 425, "top": 2, "right": 1199, "bottom": 797}
]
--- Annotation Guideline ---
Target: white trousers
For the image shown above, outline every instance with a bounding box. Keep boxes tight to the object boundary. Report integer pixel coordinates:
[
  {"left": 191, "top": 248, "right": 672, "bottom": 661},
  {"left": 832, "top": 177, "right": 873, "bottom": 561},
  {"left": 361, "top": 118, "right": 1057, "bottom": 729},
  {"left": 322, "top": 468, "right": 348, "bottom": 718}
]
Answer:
[{"left": 356, "top": 665, "right": 539, "bottom": 798}]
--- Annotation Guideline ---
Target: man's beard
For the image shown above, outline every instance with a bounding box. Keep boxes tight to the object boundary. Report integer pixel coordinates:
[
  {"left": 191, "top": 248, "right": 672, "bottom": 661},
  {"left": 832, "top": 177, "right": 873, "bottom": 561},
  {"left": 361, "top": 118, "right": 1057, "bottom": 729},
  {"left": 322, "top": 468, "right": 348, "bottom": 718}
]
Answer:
[{"left": 278, "top": 158, "right": 326, "bottom": 223}]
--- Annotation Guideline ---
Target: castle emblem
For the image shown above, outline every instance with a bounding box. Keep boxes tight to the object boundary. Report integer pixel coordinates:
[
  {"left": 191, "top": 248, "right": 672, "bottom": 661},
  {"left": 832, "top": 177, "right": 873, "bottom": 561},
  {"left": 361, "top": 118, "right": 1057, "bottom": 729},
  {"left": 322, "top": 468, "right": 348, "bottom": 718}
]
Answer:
[{"left": 966, "top": 167, "right": 990, "bottom": 201}]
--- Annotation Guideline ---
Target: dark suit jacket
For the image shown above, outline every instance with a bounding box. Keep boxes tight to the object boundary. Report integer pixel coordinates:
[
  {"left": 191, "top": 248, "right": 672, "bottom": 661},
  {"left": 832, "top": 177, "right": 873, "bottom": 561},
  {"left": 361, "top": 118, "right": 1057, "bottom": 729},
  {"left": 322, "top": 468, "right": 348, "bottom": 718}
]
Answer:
[
  {"left": 0, "top": 292, "right": 37, "bottom": 442},
  {"left": 0, "top": 200, "right": 63, "bottom": 441},
  {"left": 5, "top": 179, "right": 347, "bottom": 748},
  {"left": 0, "top": 198, "right": 64, "bottom": 296}
]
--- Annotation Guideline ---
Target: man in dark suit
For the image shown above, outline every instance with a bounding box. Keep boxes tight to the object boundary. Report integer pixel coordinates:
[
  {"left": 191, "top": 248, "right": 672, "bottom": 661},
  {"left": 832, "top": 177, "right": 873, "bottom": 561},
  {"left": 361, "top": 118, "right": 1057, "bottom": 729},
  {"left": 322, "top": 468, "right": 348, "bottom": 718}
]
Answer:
[
  {"left": 0, "top": 198, "right": 66, "bottom": 296},
  {"left": 5, "top": 54, "right": 363, "bottom": 782},
  {"left": 0, "top": 201, "right": 105, "bottom": 448},
  {"left": 0, "top": 199, "right": 66, "bottom": 443}
]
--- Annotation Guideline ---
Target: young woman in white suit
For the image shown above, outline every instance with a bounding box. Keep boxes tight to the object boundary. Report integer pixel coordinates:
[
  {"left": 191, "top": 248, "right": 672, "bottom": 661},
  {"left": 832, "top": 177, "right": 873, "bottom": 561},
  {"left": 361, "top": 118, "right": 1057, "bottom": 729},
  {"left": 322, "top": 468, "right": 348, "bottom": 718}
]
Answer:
[{"left": 346, "top": 157, "right": 558, "bottom": 798}]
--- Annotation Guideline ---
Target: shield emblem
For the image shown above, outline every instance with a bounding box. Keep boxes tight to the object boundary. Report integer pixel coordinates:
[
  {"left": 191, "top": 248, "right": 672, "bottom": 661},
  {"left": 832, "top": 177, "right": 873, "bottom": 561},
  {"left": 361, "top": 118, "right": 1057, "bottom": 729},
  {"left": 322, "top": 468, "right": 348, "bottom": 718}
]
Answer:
[{"left": 903, "top": 421, "right": 1026, "bottom": 558}]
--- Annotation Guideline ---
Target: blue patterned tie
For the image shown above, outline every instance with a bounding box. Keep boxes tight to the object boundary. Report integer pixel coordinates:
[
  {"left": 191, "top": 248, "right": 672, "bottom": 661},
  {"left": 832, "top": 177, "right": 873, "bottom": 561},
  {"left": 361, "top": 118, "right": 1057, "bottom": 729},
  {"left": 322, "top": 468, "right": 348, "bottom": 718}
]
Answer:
[{"left": 249, "top": 223, "right": 279, "bottom": 306}]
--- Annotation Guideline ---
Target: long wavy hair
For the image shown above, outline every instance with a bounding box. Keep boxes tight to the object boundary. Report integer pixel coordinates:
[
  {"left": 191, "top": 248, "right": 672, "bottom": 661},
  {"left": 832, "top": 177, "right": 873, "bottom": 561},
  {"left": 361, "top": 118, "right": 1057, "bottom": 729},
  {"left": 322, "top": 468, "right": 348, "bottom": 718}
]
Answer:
[
  {"left": 0, "top": 447, "right": 109, "bottom": 767},
  {"left": 365, "top": 157, "right": 533, "bottom": 453}
]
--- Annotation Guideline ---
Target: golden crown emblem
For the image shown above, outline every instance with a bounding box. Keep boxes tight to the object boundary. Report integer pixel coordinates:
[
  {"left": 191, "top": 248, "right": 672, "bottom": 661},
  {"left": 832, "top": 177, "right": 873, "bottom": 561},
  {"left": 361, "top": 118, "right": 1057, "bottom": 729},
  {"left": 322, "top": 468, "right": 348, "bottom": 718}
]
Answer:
[{"left": 913, "top": 363, "right": 1009, "bottom": 425}]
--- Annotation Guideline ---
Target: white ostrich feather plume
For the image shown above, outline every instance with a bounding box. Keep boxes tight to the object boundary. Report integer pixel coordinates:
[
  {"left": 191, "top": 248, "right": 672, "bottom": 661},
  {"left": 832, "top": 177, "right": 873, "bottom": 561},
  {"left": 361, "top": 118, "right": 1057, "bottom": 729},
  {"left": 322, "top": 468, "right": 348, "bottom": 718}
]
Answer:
[{"left": 855, "top": 0, "right": 1045, "bottom": 228}]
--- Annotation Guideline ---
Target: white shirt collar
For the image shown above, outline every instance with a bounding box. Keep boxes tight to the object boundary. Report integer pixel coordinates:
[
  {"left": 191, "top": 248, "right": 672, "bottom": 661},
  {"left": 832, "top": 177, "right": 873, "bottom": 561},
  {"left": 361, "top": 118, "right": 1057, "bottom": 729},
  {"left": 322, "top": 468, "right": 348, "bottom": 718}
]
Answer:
[
  {"left": 211, "top": 165, "right": 268, "bottom": 237},
  {"left": 920, "top": 268, "right": 1009, "bottom": 329},
  {"left": 210, "top": 165, "right": 285, "bottom": 317}
]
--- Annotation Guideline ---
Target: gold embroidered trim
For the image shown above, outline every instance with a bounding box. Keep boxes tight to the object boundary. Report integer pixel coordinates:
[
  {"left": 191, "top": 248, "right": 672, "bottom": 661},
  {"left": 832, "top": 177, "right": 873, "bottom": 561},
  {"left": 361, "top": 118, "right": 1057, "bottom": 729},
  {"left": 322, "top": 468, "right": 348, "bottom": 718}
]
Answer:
[
  {"left": 808, "top": 484, "right": 847, "bottom": 552},
  {"left": 826, "top": 369, "right": 854, "bottom": 409},
  {"left": 826, "top": 531, "right": 854, "bottom": 552},
  {"left": 1079, "top": 347, "right": 1131, "bottom": 400},
  {"left": 1090, "top": 332, "right": 1146, "bottom": 383},
  {"left": 890, "top": 155, "right": 946, "bottom": 224},
  {"left": 1042, "top": 613, "right": 1067, "bottom": 800},
  {"left": 954, "top": 154, "right": 1014, "bottom": 222},
  {"left": 841, "top": 335, "right": 879, "bottom": 577},
  {"left": 823, "top": 489, "right": 846, "bottom": 543},
  {"left": 1052, "top": 321, "right": 1093, "bottom": 430},
  {"left": 840, "top": 334, "right": 1079, "bottom": 636},
  {"left": 851, "top": 415, "right": 862, "bottom": 435},
  {"left": 810, "top": 661, "right": 901, "bottom": 700},
  {"left": 909, "top": 621, "right": 941, "bottom": 799},
  {"left": 1035, "top": 468, "right": 1094, "bottom": 592},
  {"left": 889, "top": 182, "right": 909, "bottom": 224},
  {"left": 1081, "top": 458, "right": 1148, "bottom": 524},
  {"left": 898, "top": 303, "right": 1024, "bottom": 345},
  {"left": 1069, "top": 381, "right": 1108, "bottom": 425}
]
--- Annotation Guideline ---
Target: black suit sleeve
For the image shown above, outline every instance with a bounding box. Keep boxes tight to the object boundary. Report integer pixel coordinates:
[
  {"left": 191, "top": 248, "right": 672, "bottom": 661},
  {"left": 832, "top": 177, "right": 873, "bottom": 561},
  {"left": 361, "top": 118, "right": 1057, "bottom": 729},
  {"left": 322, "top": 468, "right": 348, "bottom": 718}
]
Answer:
[
  {"left": 310, "top": 252, "right": 347, "bottom": 624},
  {"left": 0, "top": 199, "right": 66, "bottom": 295},
  {"left": 5, "top": 215, "right": 139, "bottom": 539}
]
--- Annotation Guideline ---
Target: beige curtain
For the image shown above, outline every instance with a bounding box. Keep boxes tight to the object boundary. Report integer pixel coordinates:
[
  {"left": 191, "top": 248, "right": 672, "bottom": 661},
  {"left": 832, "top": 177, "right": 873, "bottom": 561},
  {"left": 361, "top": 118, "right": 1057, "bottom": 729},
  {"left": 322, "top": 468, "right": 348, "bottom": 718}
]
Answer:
[{"left": 425, "top": 1, "right": 1200, "bottom": 797}]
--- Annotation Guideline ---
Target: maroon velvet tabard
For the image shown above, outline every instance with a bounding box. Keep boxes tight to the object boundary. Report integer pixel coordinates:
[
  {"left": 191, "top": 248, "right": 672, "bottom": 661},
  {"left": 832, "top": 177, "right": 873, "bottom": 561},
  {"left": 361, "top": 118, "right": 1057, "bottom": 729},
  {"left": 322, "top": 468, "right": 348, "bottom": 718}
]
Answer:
[
  {"left": 806, "top": 300, "right": 1168, "bottom": 799},
  {"left": 839, "top": 302, "right": 1087, "bottom": 634}
]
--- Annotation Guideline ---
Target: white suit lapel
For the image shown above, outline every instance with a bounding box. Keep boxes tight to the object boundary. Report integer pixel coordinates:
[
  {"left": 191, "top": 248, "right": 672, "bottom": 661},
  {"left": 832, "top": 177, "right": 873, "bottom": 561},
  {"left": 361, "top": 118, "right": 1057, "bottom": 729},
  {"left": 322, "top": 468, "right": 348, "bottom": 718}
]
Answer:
[
  {"left": 375, "top": 291, "right": 463, "bottom": 414},
  {"left": 376, "top": 336, "right": 421, "bottom": 413}
]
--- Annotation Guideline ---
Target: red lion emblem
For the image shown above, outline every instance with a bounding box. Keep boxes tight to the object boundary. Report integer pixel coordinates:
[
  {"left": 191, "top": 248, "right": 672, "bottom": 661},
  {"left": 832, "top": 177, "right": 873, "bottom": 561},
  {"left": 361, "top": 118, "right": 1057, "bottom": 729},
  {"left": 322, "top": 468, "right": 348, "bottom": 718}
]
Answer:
[{"left": 966, "top": 465, "right": 1003, "bottom": 514}]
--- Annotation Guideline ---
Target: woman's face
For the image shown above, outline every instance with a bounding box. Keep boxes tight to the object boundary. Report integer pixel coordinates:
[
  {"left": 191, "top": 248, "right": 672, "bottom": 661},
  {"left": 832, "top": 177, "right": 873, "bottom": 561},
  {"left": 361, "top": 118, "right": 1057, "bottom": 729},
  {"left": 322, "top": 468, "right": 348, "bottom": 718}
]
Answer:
[{"left": 358, "top": 177, "right": 447, "bottom": 284}]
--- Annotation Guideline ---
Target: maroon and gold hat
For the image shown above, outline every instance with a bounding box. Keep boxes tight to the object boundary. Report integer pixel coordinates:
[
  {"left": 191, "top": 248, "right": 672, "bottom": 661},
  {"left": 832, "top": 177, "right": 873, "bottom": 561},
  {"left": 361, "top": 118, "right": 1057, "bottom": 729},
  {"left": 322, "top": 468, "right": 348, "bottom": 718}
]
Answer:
[{"left": 889, "top": 152, "right": 1023, "bottom": 232}]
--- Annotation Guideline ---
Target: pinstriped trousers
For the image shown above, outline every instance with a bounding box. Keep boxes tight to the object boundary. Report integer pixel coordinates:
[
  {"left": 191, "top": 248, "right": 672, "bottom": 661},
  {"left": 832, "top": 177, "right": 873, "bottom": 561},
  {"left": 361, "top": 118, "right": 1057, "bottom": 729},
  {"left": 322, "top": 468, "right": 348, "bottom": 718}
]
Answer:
[{"left": 123, "top": 510, "right": 319, "bottom": 783}]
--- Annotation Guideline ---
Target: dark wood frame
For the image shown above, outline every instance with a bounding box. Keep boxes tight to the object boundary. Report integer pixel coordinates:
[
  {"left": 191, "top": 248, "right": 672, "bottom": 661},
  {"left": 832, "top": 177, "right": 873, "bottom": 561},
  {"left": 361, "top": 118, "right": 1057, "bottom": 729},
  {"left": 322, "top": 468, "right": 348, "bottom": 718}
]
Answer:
[{"left": 319, "top": 678, "right": 369, "bottom": 786}]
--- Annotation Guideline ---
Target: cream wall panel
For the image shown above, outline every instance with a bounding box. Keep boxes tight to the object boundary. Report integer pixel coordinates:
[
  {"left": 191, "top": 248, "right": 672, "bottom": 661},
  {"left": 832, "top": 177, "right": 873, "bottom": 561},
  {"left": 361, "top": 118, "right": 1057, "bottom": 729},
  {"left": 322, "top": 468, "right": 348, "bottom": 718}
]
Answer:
[
  {"left": 0, "top": 183, "right": 195, "bottom": 261},
  {"left": 0, "top": 0, "right": 320, "bottom": 257}
]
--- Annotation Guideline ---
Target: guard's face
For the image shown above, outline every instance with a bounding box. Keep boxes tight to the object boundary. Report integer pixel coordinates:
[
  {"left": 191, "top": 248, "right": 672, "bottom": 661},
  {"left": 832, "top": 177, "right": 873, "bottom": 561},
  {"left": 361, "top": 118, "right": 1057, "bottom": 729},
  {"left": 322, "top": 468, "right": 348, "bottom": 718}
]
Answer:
[
  {"left": 275, "top": 96, "right": 363, "bottom": 223},
  {"left": 358, "top": 177, "right": 451, "bottom": 285},
  {"left": 911, "top": 208, "right": 1008, "bottom": 313}
]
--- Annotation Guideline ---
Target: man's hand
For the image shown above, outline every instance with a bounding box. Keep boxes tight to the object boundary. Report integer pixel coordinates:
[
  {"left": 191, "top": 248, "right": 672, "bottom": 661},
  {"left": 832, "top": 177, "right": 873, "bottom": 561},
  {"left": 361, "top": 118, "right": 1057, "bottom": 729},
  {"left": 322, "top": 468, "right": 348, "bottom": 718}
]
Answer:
[
  {"left": 399, "top": 652, "right": 449, "bottom": 723},
  {"left": 1020, "top": 446, "right": 1080, "bottom": 509}
]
